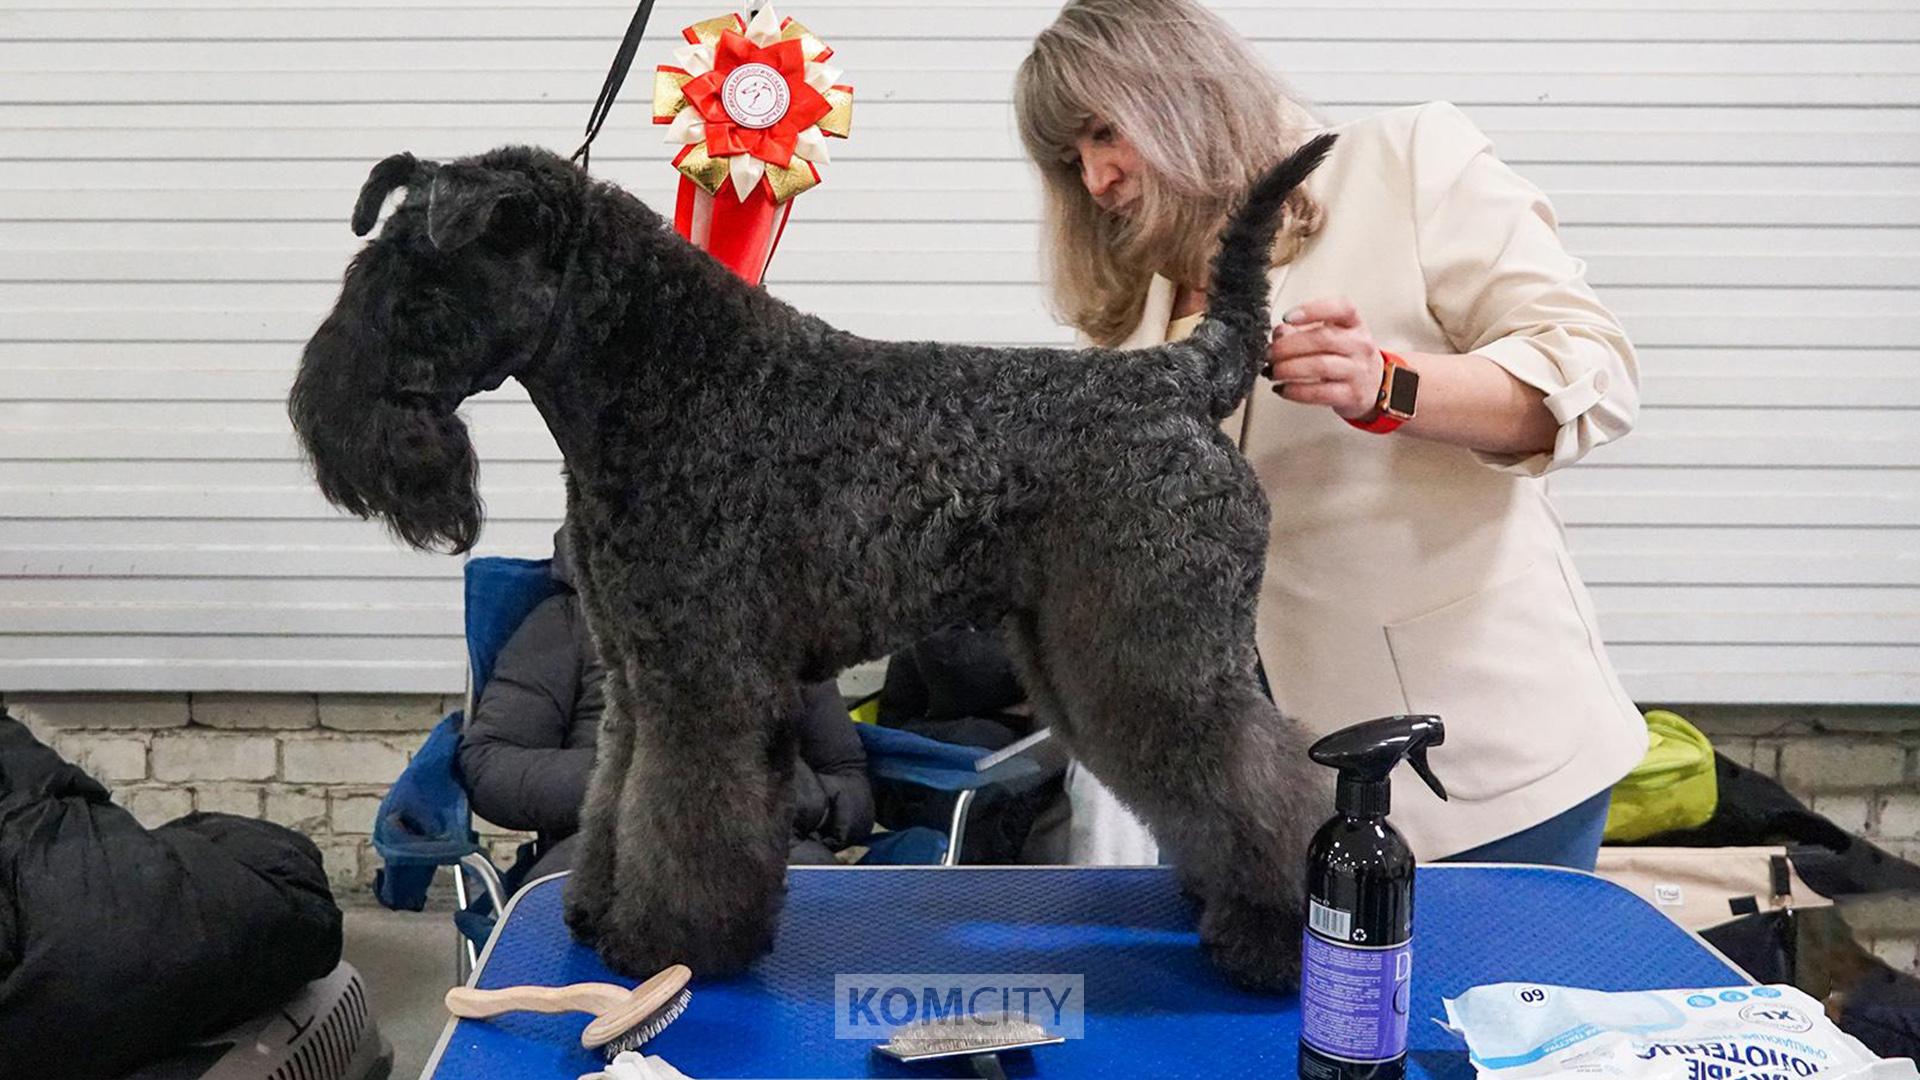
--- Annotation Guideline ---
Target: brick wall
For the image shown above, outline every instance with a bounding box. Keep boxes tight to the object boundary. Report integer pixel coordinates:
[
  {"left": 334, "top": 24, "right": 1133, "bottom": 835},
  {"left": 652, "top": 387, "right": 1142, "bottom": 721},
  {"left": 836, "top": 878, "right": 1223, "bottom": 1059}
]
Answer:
[
  {"left": 1684, "top": 707, "right": 1920, "bottom": 864},
  {"left": 0, "top": 662, "right": 891, "bottom": 899},
  {"left": 1684, "top": 705, "right": 1920, "bottom": 976},
  {"left": 3, "top": 691, "right": 532, "bottom": 896}
]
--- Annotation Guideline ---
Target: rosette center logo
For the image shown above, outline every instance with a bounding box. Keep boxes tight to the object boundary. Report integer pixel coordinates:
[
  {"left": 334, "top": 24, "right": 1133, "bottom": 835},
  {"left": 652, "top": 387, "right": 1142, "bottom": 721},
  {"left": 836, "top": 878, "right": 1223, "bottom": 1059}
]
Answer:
[{"left": 721, "top": 63, "right": 790, "bottom": 129}]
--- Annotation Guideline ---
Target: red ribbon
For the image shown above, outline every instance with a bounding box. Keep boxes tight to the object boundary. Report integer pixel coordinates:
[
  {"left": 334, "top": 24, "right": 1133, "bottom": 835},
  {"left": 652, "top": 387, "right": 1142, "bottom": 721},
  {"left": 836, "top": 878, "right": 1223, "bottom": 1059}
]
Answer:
[{"left": 673, "top": 177, "right": 791, "bottom": 285}]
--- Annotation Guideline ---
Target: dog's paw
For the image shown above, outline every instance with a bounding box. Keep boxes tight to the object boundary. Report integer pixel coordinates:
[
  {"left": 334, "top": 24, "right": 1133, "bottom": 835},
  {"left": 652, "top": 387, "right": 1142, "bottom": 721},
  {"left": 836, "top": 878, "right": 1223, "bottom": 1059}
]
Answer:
[
  {"left": 563, "top": 887, "right": 607, "bottom": 946},
  {"left": 594, "top": 868, "right": 783, "bottom": 979},
  {"left": 1198, "top": 898, "right": 1303, "bottom": 994},
  {"left": 562, "top": 855, "right": 615, "bottom": 945},
  {"left": 594, "top": 903, "right": 776, "bottom": 979},
  {"left": 593, "top": 926, "right": 681, "bottom": 980}
]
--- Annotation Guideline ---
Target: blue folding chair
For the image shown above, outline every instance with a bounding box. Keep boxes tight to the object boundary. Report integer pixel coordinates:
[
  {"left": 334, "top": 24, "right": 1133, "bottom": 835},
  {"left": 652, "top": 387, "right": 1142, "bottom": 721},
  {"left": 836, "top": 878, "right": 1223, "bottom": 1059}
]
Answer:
[
  {"left": 853, "top": 722, "right": 1062, "bottom": 865},
  {"left": 371, "top": 556, "right": 561, "bottom": 975}
]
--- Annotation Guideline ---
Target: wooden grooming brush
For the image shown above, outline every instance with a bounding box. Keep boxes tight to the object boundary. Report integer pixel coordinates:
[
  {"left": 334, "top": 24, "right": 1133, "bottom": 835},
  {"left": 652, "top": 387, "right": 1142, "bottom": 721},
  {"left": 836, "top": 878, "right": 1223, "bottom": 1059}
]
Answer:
[{"left": 444, "top": 963, "right": 693, "bottom": 1058}]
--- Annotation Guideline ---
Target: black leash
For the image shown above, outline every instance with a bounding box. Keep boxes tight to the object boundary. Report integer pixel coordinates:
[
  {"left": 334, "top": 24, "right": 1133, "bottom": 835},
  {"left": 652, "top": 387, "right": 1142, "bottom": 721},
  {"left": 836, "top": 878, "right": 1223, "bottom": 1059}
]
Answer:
[
  {"left": 571, "top": 0, "right": 662, "bottom": 171},
  {"left": 540, "top": 1, "right": 774, "bottom": 376},
  {"left": 535, "top": 1, "right": 668, "bottom": 377}
]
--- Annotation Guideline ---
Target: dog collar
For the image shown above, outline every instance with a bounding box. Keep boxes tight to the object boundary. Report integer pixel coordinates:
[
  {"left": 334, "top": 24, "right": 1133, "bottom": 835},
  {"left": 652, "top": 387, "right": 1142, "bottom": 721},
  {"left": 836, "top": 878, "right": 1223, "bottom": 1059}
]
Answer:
[{"left": 489, "top": 200, "right": 592, "bottom": 395}]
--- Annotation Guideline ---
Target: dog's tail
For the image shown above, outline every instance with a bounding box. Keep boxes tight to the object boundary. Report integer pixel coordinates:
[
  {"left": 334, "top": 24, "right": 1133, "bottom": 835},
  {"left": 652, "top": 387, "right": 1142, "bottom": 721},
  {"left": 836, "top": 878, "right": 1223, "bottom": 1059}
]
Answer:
[{"left": 1189, "top": 133, "right": 1336, "bottom": 419}]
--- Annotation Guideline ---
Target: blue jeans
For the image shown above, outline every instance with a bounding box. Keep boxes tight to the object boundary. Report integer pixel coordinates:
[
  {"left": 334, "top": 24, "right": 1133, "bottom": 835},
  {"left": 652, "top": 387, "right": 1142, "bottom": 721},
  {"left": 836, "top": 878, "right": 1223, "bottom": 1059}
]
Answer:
[{"left": 1439, "top": 787, "right": 1613, "bottom": 871}]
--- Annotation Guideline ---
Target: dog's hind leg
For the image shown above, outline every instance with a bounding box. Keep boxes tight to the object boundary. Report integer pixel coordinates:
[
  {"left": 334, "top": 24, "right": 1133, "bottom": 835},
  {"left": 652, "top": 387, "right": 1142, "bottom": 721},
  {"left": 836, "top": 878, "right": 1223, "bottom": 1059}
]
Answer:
[
  {"left": 590, "top": 663, "right": 796, "bottom": 979},
  {"left": 1036, "top": 551, "right": 1323, "bottom": 992}
]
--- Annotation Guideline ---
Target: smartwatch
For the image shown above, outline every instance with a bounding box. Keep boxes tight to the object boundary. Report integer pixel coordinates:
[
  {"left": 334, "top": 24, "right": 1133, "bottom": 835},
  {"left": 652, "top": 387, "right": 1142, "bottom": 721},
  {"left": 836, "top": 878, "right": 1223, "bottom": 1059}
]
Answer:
[{"left": 1346, "top": 350, "right": 1418, "bottom": 434}]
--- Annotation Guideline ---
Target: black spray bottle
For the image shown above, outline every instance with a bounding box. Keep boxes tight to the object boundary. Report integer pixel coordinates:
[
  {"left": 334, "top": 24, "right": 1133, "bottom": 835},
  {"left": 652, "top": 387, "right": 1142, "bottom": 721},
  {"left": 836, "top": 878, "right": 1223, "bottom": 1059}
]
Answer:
[{"left": 1298, "top": 714, "right": 1448, "bottom": 1080}]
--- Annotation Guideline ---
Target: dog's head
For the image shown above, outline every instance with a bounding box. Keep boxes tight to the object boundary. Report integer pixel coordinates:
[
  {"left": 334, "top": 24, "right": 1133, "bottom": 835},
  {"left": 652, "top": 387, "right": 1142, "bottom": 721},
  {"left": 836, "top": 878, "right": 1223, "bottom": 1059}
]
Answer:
[{"left": 290, "top": 146, "right": 588, "bottom": 553}]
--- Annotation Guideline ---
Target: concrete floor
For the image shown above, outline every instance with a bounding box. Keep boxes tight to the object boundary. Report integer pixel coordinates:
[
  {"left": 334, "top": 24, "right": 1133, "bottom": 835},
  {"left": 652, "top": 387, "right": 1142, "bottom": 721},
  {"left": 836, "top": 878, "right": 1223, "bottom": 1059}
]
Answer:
[{"left": 343, "top": 904, "right": 460, "bottom": 1080}]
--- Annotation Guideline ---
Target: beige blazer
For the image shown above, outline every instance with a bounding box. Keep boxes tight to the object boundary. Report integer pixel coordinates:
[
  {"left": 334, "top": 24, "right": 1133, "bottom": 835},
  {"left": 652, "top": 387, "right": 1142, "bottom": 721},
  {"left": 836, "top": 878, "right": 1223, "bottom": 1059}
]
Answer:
[{"left": 1118, "top": 102, "right": 1648, "bottom": 860}]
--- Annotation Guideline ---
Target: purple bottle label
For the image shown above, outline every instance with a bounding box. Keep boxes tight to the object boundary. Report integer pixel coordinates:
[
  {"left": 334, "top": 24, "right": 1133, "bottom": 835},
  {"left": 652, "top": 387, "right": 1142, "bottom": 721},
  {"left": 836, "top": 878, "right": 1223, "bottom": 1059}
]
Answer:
[{"left": 1300, "top": 930, "right": 1412, "bottom": 1063}]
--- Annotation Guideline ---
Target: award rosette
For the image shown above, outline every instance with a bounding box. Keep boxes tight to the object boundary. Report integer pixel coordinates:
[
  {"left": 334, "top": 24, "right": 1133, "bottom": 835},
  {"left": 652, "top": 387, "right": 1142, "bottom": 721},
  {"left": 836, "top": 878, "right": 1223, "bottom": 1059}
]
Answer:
[{"left": 653, "top": 4, "right": 853, "bottom": 284}]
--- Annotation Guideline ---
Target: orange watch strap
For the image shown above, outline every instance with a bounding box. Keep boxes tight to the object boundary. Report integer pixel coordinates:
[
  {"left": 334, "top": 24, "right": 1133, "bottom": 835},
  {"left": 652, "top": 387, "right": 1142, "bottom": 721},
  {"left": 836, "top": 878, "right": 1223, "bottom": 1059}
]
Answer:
[{"left": 1347, "top": 350, "right": 1412, "bottom": 434}]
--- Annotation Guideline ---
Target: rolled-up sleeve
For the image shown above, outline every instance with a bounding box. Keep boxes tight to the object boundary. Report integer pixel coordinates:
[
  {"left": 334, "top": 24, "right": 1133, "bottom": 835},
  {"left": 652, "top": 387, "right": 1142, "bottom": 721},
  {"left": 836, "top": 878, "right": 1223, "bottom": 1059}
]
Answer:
[{"left": 1411, "top": 102, "right": 1640, "bottom": 475}]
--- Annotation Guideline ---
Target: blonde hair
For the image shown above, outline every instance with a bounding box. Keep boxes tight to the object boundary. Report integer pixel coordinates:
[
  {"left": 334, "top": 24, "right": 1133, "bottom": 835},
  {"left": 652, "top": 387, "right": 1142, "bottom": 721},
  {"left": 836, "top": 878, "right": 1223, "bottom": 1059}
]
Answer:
[{"left": 1015, "top": 0, "right": 1325, "bottom": 345}]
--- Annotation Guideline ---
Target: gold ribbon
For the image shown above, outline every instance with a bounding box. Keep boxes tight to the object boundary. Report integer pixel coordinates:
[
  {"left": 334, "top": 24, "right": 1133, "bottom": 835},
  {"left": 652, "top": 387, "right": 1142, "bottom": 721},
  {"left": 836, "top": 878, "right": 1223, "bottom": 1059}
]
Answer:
[
  {"left": 817, "top": 86, "right": 853, "bottom": 138},
  {"left": 674, "top": 144, "right": 732, "bottom": 195},
  {"left": 653, "top": 68, "right": 692, "bottom": 123},
  {"left": 778, "top": 18, "right": 831, "bottom": 62},
  {"left": 763, "top": 158, "right": 820, "bottom": 203},
  {"left": 682, "top": 14, "right": 742, "bottom": 47}
]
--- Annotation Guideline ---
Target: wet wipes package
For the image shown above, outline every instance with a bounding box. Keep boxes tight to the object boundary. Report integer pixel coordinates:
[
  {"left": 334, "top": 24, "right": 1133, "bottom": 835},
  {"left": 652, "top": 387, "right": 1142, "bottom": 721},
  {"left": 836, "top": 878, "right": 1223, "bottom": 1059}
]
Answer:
[{"left": 1442, "top": 983, "right": 1917, "bottom": 1080}]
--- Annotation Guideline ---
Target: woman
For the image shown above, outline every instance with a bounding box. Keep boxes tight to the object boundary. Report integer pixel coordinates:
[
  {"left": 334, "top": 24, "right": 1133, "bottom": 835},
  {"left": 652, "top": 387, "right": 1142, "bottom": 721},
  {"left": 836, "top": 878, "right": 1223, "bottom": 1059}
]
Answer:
[{"left": 1013, "top": 0, "right": 1645, "bottom": 870}]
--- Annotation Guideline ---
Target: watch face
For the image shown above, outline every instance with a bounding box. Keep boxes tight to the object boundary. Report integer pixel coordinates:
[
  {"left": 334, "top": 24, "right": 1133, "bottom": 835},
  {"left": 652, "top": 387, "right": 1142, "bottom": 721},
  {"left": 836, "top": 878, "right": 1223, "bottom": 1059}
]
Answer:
[{"left": 1387, "top": 365, "right": 1420, "bottom": 417}]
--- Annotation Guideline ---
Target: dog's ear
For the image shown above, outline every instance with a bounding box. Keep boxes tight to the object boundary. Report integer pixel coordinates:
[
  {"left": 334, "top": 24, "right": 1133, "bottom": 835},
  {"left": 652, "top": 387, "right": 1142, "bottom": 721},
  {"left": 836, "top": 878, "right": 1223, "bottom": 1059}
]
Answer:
[
  {"left": 426, "top": 164, "right": 527, "bottom": 252},
  {"left": 351, "top": 152, "right": 424, "bottom": 237}
]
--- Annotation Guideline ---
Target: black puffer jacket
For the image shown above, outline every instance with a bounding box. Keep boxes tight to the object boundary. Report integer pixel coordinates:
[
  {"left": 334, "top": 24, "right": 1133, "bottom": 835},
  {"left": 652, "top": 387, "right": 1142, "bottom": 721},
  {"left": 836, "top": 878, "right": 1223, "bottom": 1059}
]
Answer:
[
  {"left": 0, "top": 711, "right": 341, "bottom": 1079},
  {"left": 458, "top": 531, "right": 875, "bottom": 864}
]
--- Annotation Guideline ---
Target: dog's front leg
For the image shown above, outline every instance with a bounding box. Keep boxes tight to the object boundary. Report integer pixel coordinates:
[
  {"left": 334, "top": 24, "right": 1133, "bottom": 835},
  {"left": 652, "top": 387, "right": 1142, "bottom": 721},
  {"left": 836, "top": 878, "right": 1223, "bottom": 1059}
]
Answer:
[
  {"left": 563, "top": 659, "right": 642, "bottom": 945},
  {"left": 590, "top": 666, "right": 795, "bottom": 979}
]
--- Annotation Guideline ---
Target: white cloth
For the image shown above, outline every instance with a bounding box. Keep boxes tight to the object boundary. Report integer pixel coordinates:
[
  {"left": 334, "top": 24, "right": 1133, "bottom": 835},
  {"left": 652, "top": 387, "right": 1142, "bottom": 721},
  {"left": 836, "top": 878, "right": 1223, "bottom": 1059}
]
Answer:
[
  {"left": 579, "top": 1050, "right": 693, "bottom": 1080},
  {"left": 1443, "top": 983, "right": 1917, "bottom": 1080}
]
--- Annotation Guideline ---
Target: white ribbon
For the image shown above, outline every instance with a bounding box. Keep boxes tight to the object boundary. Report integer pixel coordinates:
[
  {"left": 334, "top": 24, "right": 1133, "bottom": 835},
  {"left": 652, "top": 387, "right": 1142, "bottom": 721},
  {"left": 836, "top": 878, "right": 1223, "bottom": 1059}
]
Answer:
[
  {"left": 727, "top": 153, "right": 767, "bottom": 201},
  {"left": 792, "top": 127, "right": 830, "bottom": 164},
  {"left": 663, "top": 107, "right": 706, "bottom": 145},
  {"left": 803, "top": 61, "right": 841, "bottom": 93},
  {"left": 673, "top": 42, "right": 715, "bottom": 76},
  {"left": 743, "top": 3, "right": 784, "bottom": 46}
]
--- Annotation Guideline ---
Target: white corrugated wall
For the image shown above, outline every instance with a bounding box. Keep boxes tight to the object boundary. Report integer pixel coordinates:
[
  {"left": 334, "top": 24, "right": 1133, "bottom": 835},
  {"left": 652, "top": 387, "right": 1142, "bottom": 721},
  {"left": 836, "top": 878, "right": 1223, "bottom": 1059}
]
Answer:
[{"left": 1, "top": 2, "right": 1915, "bottom": 699}]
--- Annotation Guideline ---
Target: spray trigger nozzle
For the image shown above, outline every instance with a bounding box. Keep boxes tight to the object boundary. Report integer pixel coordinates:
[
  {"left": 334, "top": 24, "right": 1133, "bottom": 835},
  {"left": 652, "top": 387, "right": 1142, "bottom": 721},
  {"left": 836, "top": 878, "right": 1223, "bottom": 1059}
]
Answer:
[
  {"left": 1309, "top": 714, "right": 1447, "bottom": 817},
  {"left": 1410, "top": 743, "right": 1447, "bottom": 802}
]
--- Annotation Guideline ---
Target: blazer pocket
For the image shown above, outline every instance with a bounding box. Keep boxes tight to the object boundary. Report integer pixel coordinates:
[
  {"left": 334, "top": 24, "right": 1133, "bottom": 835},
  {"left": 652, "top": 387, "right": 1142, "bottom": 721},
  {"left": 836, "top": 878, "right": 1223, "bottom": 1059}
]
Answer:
[{"left": 1384, "top": 556, "right": 1612, "bottom": 803}]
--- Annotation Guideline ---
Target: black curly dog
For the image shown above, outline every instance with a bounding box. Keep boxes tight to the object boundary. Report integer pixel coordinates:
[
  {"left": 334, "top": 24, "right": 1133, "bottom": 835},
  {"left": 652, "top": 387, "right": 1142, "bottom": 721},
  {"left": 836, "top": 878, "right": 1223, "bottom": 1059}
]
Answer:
[{"left": 290, "top": 133, "right": 1334, "bottom": 990}]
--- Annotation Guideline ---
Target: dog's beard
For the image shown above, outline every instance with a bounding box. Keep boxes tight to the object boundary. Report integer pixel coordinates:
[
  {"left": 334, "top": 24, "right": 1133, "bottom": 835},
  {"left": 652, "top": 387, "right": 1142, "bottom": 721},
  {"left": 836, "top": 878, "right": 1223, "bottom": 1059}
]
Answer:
[{"left": 290, "top": 328, "right": 484, "bottom": 554}]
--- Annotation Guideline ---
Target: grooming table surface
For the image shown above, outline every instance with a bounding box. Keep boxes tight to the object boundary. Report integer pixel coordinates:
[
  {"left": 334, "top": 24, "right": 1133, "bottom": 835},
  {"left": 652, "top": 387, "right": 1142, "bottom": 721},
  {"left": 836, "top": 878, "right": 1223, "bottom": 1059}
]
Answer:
[{"left": 423, "top": 865, "right": 1743, "bottom": 1079}]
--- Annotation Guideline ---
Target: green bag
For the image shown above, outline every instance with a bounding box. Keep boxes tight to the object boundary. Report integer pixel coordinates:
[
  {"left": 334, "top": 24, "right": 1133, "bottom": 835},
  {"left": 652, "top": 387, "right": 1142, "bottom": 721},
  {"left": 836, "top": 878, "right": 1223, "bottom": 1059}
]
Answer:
[{"left": 1603, "top": 710, "right": 1719, "bottom": 843}]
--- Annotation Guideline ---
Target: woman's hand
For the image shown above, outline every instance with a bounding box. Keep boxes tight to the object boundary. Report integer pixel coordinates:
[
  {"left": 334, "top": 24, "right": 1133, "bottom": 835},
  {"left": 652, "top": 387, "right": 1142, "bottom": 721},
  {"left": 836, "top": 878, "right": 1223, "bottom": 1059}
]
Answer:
[
  {"left": 1266, "top": 297, "right": 1384, "bottom": 420},
  {"left": 1265, "top": 296, "right": 1563, "bottom": 456}
]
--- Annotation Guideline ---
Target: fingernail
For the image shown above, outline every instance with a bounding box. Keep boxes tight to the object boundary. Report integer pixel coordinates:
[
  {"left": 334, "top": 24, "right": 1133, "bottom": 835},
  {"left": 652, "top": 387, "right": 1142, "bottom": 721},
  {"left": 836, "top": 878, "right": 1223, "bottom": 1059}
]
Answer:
[{"left": 1282, "top": 308, "right": 1303, "bottom": 323}]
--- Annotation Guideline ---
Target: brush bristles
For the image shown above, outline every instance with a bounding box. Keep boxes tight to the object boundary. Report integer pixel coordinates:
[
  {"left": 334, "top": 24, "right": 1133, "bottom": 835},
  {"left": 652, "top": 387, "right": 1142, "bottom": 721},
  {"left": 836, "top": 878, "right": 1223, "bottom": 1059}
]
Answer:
[
  {"left": 874, "top": 1011, "right": 1067, "bottom": 1064},
  {"left": 893, "top": 1034, "right": 1045, "bottom": 1054},
  {"left": 597, "top": 988, "right": 692, "bottom": 1060},
  {"left": 886, "top": 1013, "right": 1053, "bottom": 1052}
]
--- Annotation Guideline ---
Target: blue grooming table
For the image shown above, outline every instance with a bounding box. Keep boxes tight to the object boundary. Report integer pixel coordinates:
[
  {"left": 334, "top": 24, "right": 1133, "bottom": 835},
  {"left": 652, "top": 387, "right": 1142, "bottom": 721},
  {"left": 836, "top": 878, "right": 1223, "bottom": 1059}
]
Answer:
[{"left": 422, "top": 865, "right": 1744, "bottom": 1079}]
